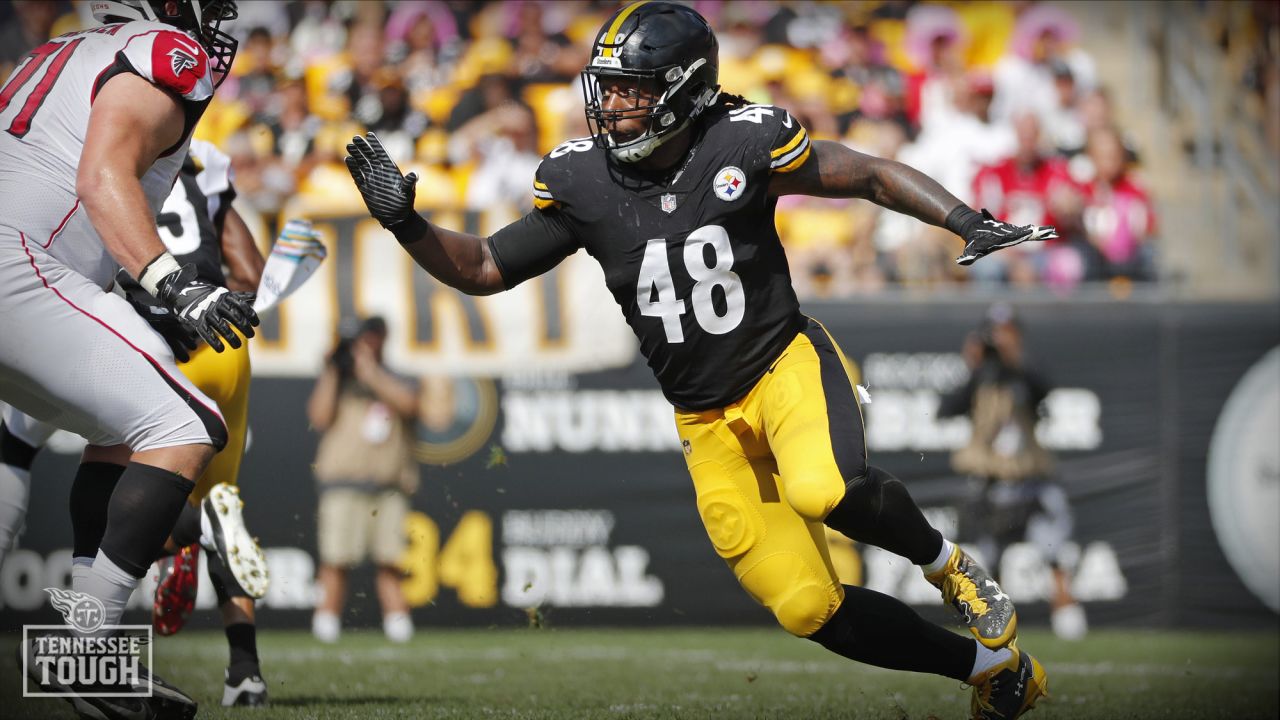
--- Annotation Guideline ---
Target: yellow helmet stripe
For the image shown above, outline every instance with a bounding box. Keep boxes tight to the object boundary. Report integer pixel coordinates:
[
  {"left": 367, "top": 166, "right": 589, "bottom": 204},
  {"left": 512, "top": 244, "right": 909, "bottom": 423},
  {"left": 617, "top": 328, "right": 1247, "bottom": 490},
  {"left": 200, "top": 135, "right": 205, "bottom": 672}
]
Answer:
[{"left": 601, "top": 1, "right": 651, "bottom": 57}]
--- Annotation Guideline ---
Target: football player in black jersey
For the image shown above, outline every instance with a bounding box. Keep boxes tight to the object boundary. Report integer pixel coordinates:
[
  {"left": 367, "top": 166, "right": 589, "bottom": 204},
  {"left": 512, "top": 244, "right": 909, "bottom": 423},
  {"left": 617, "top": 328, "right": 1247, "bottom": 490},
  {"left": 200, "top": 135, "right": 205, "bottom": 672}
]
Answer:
[{"left": 346, "top": 3, "right": 1051, "bottom": 718}]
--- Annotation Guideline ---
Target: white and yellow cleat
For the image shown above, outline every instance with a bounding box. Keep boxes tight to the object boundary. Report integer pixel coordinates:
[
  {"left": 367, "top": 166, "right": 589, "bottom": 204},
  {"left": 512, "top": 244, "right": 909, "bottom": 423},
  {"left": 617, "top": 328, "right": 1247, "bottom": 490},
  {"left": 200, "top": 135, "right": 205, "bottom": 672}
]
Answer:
[
  {"left": 927, "top": 544, "right": 1017, "bottom": 649},
  {"left": 969, "top": 642, "right": 1049, "bottom": 719},
  {"left": 201, "top": 483, "right": 269, "bottom": 599}
]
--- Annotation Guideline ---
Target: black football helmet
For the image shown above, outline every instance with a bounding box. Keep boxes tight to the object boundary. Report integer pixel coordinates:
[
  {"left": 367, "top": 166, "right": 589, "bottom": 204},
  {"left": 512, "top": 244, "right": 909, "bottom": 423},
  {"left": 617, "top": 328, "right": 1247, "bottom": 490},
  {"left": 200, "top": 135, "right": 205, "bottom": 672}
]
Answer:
[
  {"left": 582, "top": 1, "right": 720, "bottom": 163},
  {"left": 90, "top": 0, "right": 238, "bottom": 87}
]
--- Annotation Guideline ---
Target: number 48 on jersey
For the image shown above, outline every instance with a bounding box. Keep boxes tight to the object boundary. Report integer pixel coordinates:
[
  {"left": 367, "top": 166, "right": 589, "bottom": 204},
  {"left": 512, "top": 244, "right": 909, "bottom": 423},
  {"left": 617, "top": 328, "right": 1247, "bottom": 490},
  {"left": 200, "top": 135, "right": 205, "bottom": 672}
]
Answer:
[{"left": 636, "top": 225, "right": 746, "bottom": 343}]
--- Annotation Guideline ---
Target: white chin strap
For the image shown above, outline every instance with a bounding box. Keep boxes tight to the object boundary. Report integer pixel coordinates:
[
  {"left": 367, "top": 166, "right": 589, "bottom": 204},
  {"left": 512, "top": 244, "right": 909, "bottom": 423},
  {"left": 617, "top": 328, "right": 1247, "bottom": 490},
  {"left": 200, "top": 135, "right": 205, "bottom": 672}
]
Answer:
[{"left": 609, "top": 118, "right": 688, "bottom": 163}]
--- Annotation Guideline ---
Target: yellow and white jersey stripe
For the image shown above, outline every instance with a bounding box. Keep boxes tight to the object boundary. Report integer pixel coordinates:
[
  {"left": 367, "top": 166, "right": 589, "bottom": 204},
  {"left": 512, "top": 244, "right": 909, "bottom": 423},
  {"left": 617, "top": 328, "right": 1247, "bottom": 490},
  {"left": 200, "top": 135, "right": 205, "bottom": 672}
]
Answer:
[
  {"left": 769, "top": 125, "right": 811, "bottom": 174},
  {"left": 532, "top": 179, "right": 558, "bottom": 210}
]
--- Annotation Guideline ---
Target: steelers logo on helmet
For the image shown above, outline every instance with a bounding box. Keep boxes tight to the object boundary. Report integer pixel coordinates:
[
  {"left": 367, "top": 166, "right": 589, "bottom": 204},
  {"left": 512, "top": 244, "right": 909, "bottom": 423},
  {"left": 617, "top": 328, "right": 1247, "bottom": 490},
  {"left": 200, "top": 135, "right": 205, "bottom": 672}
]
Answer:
[
  {"left": 713, "top": 166, "right": 747, "bottom": 202},
  {"left": 582, "top": 1, "right": 722, "bottom": 163}
]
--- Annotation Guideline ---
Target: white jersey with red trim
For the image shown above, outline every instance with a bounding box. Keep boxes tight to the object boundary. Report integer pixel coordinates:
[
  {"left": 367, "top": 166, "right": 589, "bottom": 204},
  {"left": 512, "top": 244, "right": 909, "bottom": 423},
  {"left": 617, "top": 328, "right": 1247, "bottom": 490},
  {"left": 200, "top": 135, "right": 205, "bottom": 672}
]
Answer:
[{"left": 0, "top": 20, "right": 214, "bottom": 288}]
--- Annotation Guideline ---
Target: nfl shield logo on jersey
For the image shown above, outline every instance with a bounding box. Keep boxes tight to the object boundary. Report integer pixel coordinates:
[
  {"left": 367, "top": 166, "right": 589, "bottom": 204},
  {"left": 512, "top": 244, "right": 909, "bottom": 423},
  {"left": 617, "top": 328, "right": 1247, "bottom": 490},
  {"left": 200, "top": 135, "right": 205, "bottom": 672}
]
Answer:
[
  {"left": 661, "top": 193, "right": 678, "bottom": 214},
  {"left": 713, "top": 167, "right": 746, "bottom": 202}
]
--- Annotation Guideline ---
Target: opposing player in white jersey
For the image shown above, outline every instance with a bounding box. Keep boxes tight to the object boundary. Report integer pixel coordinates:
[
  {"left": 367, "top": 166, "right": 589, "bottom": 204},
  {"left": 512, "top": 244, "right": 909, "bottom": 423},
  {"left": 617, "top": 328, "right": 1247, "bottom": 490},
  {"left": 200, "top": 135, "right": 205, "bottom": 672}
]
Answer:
[{"left": 0, "top": 1, "right": 254, "bottom": 717}]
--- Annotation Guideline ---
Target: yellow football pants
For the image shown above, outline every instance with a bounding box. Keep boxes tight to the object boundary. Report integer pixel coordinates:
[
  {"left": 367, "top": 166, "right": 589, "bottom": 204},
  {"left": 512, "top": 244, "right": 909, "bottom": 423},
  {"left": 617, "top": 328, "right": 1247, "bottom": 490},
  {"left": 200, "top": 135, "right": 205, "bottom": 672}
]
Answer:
[
  {"left": 178, "top": 337, "right": 251, "bottom": 502},
  {"left": 675, "top": 318, "right": 868, "bottom": 637}
]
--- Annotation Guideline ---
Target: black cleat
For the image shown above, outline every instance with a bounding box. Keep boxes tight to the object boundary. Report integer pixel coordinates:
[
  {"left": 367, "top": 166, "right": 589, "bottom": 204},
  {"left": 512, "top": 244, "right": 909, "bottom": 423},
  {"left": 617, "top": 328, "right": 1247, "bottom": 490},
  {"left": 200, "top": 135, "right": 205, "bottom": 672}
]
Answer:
[{"left": 969, "top": 642, "right": 1049, "bottom": 719}]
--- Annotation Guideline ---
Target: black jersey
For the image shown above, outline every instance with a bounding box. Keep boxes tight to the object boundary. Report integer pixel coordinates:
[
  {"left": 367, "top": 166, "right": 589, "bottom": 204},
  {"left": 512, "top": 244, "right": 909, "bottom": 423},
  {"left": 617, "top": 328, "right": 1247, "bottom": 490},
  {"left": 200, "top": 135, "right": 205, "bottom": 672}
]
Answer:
[
  {"left": 118, "top": 140, "right": 235, "bottom": 300},
  {"left": 489, "top": 102, "right": 813, "bottom": 410}
]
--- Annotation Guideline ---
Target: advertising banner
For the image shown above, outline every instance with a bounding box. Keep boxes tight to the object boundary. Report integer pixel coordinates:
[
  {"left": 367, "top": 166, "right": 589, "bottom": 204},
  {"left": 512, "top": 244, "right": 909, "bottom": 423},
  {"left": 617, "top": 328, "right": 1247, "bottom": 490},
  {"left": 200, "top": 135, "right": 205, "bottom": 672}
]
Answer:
[{"left": 1, "top": 225, "right": 1275, "bottom": 632}]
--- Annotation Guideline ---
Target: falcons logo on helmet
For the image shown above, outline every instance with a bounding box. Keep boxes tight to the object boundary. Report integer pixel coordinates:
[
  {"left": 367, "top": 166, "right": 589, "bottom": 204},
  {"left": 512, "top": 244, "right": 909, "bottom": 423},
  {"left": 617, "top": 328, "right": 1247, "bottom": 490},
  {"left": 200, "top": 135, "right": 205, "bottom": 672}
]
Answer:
[{"left": 168, "top": 47, "right": 199, "bottom": 77}]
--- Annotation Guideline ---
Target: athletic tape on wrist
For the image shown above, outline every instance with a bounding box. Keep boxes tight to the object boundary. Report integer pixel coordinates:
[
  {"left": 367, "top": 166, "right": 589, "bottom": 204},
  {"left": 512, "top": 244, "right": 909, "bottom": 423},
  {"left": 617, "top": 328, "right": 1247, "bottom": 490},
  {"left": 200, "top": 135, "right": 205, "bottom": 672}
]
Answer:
[{"left": 139, "top": 252, "right": 182, "bottom": 297}]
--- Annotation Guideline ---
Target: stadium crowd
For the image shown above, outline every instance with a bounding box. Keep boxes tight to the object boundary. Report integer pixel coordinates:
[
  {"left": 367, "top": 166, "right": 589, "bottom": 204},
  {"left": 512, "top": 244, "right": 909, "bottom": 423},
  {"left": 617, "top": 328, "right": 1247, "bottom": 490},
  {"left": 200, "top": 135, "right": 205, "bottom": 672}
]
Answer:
[{"left": 1, "top": 0, "right": 1210, "bottom": 295}]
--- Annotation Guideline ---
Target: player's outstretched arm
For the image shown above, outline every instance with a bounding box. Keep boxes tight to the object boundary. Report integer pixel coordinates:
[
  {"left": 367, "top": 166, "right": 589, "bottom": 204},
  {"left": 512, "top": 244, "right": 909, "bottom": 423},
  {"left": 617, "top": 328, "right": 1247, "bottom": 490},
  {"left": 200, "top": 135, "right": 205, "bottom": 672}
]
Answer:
[
  {"left": 81, "top": 73, "right": 257, "bottom": 351},
  {"left": 769, "top": 140, "right": 1056, "bottom": 265},
  {"left": 345, "top": 133, "right": 506, "bottom": 296}
]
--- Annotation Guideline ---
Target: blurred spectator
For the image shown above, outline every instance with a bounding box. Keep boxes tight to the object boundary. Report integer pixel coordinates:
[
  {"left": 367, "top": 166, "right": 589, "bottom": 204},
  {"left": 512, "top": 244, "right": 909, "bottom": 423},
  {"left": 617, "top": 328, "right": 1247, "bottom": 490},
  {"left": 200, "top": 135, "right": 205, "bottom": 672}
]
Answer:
[
  {"left": 991, "top": 4, "right": 1097, "bottom": 129},
  {"left": 1076, "top": 126, "right": 1158, "bottom": 282},
  {"left": 231, "top": 27, "right": 283, "bottom": 118},
  {"left": 386, "top": 2, "right": 459, "bottom": 98},
  {"left": 903, "top": 4, "right": 968, "bottom": 131},
  {"left": 262, "top": 77, "right": 321, "bottom": 172},
  {"left": 901, "top": 72, "right": 1016, "bottom": 207},
  {"left": 510, "top": 1, "right": 578, "bottom": 83},
  {"left": 938, "top": 304, "right": 1088, "bottom": 641},
  {"left": 453, "top": 101, "right": 540, "bottom": 211},
  {"left": 308, "top": 317, "right": 420, "bottom": 645},
  {"left": 0, "top": 0, "right": 62, "bottom": 79},
  {"left": 971, "top": 112, "right": 1082, "bottom": 287}
]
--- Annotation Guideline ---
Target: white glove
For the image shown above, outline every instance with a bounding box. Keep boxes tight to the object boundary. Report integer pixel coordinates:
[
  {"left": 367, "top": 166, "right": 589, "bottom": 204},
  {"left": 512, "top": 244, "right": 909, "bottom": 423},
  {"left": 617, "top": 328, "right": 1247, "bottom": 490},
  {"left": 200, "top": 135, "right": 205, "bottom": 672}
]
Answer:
[{"left": 253, "top": 219, "right": 327, "bottom": 314}]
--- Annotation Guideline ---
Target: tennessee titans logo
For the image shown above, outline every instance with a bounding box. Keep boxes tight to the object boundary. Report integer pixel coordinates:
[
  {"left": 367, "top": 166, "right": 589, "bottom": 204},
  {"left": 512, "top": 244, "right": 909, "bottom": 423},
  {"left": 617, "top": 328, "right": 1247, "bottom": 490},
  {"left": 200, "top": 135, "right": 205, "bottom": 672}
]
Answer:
[
  {"left": 168, "top": 47, "right": 198, "bottom": 77},
  {"left": 45, "top": 587, "right": 106, "bottom": 634}
]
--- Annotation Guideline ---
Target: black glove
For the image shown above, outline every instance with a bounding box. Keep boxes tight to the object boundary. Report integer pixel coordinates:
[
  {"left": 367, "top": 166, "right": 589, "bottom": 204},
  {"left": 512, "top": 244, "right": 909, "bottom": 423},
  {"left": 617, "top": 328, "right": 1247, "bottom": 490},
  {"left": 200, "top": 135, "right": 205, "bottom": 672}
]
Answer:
[
  {"left": 154, "top": 264, "right": 259, "bottom": 352},
  {"left": 947, "top": 206, "right": 1058, "bottom": 266},
  {"left": 344, "top": 132, "right": 428, "bottom": 243},
  {"left": 125, "top": 291, "right": 199, "bottom": 363}
]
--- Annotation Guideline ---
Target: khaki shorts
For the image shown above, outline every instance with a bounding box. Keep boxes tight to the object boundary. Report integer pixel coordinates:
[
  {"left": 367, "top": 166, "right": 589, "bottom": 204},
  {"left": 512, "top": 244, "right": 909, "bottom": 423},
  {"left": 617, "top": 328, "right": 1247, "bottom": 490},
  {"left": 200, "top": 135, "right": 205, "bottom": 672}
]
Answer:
[{"left": 317, "top": 488, "right": 409, "bottom": 567}]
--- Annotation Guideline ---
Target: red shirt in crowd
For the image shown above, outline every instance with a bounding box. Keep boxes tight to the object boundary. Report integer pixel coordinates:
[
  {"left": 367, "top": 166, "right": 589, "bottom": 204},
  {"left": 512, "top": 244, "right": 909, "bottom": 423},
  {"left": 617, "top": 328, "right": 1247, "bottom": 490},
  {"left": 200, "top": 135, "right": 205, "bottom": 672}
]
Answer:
[{"left": 972, "top": 156, "right": 1077, "bottom": 238}]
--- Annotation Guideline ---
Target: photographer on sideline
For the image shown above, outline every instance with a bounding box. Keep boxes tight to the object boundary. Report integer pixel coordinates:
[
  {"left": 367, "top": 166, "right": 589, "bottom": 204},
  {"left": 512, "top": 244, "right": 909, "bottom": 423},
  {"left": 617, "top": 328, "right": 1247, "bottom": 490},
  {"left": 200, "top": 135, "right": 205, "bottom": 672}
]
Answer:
[
  {"left": 938, "top": 303, "right": 1087, "bottom": 640},
  {"left": 307, "top": 316, "right": 420, "bottom": 643}
]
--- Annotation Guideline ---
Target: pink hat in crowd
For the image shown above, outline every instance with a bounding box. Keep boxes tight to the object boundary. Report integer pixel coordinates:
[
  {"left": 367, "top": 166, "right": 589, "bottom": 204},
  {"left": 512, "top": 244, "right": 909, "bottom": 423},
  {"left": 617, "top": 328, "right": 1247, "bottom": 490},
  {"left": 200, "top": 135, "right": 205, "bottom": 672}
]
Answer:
[
  {"left": 385, "top": 1, "right": 459, "bottom": 46},
  {"left": 904, "top": 4, "right": 967, "bottom": 68},
  {"left": 1010, "top": 4, "right": 1080, "bottom": 60}
]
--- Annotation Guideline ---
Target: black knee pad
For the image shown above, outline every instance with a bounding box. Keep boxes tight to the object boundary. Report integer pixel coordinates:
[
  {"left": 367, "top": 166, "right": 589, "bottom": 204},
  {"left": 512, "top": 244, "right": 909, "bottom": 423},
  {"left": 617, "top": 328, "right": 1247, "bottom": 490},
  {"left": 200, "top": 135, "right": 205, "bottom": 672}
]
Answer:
[
  {"left": 825, "top": 465, "right": 889, "bottom": 535},
  {"left": 70, "top": 462, "right": 126, "bottom": 559},
  {"left": 0, "top": 422, "right": 39, "bottom": 470},
  {"left": 99, "top": 463, "right": 195, "bottom": 577},
  {"left": 824, "top": 465, "right": 941, "bottom": 565}
]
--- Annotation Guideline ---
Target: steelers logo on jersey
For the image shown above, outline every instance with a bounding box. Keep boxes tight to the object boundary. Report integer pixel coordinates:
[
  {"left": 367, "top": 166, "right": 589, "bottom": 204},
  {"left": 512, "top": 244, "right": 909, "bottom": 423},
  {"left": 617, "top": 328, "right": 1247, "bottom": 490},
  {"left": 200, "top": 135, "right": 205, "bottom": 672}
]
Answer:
[{"left": 712, "top": 166, "right": 747, "bottom": 202}]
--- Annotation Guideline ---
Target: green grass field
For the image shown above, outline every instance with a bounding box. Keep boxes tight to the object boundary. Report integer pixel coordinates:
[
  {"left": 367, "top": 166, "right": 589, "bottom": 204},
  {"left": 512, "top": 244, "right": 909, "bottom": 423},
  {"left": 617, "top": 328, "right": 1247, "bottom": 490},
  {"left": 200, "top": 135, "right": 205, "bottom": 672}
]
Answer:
[{"left": 4, "top": 627, "right": 1277, "bottom": 719}]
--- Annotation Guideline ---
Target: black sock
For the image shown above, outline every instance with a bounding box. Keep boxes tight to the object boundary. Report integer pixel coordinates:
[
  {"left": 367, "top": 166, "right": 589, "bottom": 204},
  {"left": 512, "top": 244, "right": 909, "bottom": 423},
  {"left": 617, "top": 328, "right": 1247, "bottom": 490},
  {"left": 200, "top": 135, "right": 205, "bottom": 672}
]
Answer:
[
  {"left": 808, "top": 585, "right": 975, "bottom": 681},
  {"left": 0, "top": 422, "right": 39, "bottom": 469},
  {"left": 824, "top": 465, "right": 943, "bottom": 565},
  {"left": 169, "top": 501, "right": 202, "bottom": 548},
  {"left": 69, "top": 462, "right": 126, "bottom": 560},
  {"left": 98, "top": 462, "right": 195, "bottom": 577},
  {"left": 225, "top": 622, "right": 260, "bottom": 681}
]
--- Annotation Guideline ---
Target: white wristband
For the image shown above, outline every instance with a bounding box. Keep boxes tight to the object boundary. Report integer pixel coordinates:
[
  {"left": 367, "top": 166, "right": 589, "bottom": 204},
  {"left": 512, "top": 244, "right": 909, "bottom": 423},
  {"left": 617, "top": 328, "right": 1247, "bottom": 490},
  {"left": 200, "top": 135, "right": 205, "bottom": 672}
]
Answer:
[{"left": 138, "top": 251, "right": 182, "bottom": 297}]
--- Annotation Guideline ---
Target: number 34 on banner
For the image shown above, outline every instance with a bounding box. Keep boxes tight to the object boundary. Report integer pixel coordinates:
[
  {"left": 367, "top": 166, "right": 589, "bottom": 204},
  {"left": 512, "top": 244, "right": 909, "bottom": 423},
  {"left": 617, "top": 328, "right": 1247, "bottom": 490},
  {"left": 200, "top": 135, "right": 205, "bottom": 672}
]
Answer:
[{"left": 399, "top": 511, "right": 499, "bottom": 608}]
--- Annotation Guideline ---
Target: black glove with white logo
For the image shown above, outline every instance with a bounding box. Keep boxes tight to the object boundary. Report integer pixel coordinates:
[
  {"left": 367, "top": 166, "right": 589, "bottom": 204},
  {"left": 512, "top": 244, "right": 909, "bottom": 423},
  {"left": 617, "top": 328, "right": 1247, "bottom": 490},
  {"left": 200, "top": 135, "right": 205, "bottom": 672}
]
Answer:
[
  {"left": 344, "top": 132, "right": 428, "bottom": 244},
  {"left": 124, "top": 290, "right": 199, "bottom": 363},
  {"left": 947, "top": 206, "right": 1058, "bottom": 266},
  {"left": 153, "top": 263, "right": 258, "bottom": 352}
]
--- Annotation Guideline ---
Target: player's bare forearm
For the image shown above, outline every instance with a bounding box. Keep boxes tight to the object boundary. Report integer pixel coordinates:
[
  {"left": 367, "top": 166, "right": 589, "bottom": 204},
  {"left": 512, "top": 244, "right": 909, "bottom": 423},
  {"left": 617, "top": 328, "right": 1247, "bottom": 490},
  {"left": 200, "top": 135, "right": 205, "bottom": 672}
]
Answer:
[
  {"left": 78, "top": 73, "right": 187, "bottom": 280},
  {"left": 769, "top": 140, "right": 963, "bottom": 227},
  {"left": 220, "top": 207, "right": 265, "bottom": 292},
  {"left": 399, "top": 219, "right": 507, "bottom": 296}
]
